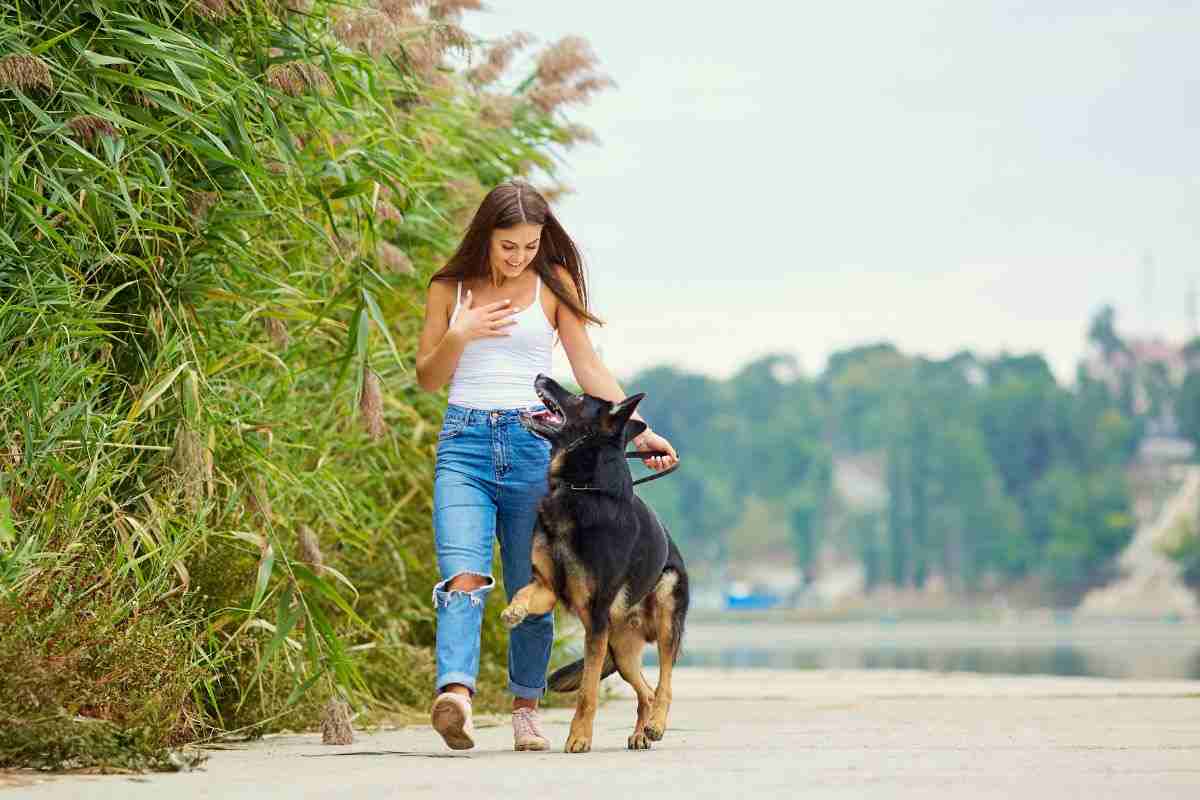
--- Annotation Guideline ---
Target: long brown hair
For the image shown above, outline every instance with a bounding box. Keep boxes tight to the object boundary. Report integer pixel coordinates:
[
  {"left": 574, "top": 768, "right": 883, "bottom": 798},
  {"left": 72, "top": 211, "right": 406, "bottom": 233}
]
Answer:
[{"left": 429, "top": 180, "right": 603, "bottom": 325}]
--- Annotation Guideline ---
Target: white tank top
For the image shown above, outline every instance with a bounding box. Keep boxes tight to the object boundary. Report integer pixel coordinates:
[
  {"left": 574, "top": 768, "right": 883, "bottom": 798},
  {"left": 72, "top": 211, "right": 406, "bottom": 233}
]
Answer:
[{"left": 446, "top": 275, "right": 556, "bottom": 410}]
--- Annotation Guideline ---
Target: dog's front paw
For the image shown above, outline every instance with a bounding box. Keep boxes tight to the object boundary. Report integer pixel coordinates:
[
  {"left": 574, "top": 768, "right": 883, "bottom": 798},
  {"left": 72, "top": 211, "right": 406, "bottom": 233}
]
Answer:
[
  {"left": 627, "top": 731, "right": 651, "bottom": 750},
  {"left": 644, "top": 723, "right": 664, "bottom": 742},
  {"left": 500, "top": 603, "right": 528, "bottom": 629},
  {"left": 564, "top": 732, "right": 592, "bottom": 753}
]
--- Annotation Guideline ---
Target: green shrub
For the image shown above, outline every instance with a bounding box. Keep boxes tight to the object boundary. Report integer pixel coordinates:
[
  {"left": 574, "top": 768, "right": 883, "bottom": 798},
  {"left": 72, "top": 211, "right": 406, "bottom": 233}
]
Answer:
[{"left": 0, "top": 0, "right": 606, "bottom": 768}]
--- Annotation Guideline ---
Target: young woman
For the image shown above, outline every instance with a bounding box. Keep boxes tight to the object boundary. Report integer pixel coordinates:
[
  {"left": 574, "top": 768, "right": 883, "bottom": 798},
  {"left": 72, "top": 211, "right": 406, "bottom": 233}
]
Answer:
[{"left": 414, "top": 180, "right": 679, "bottom": 751}]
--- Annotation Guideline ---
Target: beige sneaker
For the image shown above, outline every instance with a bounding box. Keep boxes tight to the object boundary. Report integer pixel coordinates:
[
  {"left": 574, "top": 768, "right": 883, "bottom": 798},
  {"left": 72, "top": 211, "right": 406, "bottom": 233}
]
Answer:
[
  {"left": 431, "top": 692, "right": 475, "bottom": 750},
  {"left": 512, "top": 707, "right": 550, "bottom": 751}
]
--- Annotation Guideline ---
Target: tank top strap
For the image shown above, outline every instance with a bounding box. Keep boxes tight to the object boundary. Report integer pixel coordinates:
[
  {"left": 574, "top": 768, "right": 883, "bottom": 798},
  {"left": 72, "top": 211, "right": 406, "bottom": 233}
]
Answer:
[{"left": 449, "top": 281, "right": 463, "bottom": 325}]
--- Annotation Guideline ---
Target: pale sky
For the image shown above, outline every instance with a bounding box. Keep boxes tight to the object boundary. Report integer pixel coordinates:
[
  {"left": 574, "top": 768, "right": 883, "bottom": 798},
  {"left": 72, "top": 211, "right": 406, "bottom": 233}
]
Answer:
[{"left": 465, "top": 1, "right": 1200, "bottom": 383}]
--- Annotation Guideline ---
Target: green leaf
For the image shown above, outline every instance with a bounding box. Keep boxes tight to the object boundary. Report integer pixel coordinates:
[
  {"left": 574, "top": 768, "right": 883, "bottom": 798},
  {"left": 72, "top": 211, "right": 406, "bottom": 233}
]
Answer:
[
  {"left": 31, "top": 26, "right": 84, "bottom": 54},
  {"left": 82, "top": 50, "right": 134, "bottom": 67},
  {"left": 164, "top": 59, "right": 202, "bottom": 102},
  {"left": 285, "top": 666, "right": 326, "bottom": 708},
  {"left": 0, "top": 498, "right": 16, "bottom": 547},
  {"left": 347, "top": 303, "right": 369, "bottom": 406},
  {"left": 251, "top": 543, "right": 275, "bottom": 612},
  {"left": 330, "top": 180, "right": 374, "bottom": 200},
  {"left": 362, "top": 288, "right": 402, "bottom": 368},
  {"left": 127, "top": 361, "right": 190, "bottom": 421},
  {"left": 237, "top": 584, "right": 301, "bottom": 713},
  {"left": 292, "top": 563, "right": 367, "bottom": 629},
  {"left": 304, "top": 596, "right": 363, "bottom": 692},
  {"left": 308, "top": 181, "right": 340, "bottom": 238},
  {"left": 91, "top": 66, "right": 189, "bottom": 98},
  {"left": 96, "top": 281, "right": 137, "bottom": 310}
]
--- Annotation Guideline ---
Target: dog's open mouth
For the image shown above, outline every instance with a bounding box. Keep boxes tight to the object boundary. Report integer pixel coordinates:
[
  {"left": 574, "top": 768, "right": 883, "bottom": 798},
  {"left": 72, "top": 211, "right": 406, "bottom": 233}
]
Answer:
[{"left": 532, "top": 387, "right": 565, "bottom": 428}]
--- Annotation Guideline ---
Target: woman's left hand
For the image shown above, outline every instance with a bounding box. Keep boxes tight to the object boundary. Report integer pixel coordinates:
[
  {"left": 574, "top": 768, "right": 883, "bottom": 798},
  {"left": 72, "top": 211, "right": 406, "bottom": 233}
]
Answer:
[{"left": 634, "top": 429, "right": 678, "bottom": 472}]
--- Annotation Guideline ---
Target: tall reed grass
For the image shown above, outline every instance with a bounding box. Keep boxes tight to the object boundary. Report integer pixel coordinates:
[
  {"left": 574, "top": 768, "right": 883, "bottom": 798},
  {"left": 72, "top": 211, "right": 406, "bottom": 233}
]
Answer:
[{"left": 0, "top": 0, "right": 605, "bottom": 768}]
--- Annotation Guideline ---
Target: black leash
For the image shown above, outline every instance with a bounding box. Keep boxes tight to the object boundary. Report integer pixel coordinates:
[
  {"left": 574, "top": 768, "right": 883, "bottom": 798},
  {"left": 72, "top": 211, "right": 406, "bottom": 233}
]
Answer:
[
  {"left": 626, "top": 450, "right": 679, "bottom": 487},
  {"left": 564, "top": 451, "right": 678, "bottom": 492}
]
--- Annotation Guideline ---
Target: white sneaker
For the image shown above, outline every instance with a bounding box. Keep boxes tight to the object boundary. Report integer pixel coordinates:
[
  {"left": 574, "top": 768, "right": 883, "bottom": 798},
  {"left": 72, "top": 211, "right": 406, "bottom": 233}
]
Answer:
[
  {"left": 431, "top": 692, "right": 475, "bottom": 750},
  {"left": 512, "top": 707, "right": 551, "bottom": 751}
]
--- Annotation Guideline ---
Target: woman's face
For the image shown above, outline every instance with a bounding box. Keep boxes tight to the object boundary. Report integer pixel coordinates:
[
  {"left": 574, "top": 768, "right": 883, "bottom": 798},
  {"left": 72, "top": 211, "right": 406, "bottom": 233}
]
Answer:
[{"left": 489, "top": 223, "right": 543, "bottom": 282}]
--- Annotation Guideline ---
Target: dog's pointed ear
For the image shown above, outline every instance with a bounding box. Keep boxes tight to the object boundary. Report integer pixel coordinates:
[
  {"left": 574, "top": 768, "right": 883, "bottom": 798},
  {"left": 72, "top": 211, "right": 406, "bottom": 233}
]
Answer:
[
  {"left": 622, "top": 418, "right": 648, "bottom": 446},
  {"left": 605, "top": 393, "right": 645, "bottom": 440}
]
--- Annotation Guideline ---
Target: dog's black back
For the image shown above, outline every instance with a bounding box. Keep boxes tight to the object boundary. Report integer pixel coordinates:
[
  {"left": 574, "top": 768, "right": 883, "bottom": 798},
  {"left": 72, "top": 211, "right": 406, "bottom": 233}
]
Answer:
[{"left": 541, "top": 470, "right": 668, "bottom": 615}]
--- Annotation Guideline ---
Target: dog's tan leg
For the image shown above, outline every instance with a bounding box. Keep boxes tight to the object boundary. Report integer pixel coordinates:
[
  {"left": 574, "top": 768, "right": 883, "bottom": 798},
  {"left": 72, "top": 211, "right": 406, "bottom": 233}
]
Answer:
[
  {"left": 500, "top": 578, "right": 557, "bottom": 629},
  {"left": 609, "top": 625, "right": 655, "bottom": 750},
  {"left": 646, "top": 578, "right": 679, "bottom": 741},
  {"left": 564, "top": 622, "right": 610, "bottom": 753},
  {"left": 501, "top": 542, "right": 557, "bottom": 628}
]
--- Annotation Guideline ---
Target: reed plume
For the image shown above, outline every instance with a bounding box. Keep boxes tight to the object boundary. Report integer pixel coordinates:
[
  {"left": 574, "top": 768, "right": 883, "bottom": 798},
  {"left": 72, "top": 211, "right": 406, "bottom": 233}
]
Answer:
[
  {"left": 376, "top": 0, "right": 421, "bottom": 24},
  {"left": 297, "top": 525, "right": 325, "bottom": 574},
  {"left": 321, "top": 698, "right": 354, "bottom": 745},
  {"left": 468, "top": 31, "right": 533, "bottom": 87},
  {"left": 535, "top": 35, "right": 595, "bottom": 85},
  {"left": 376, "top": 241, "right": 413, "bottom": 274},
  {"left": 193, "top": 0, "right": 235, "bottom": 21},
  {"left": 171, "top": 425, "right": 212, "bottom": 511},
  {"left": 375, "top": 199, "right": 404, "bottom": 223},
  {"left": 522, "top": 36, "right": 615, "bottom": 113},
  {"left": 66, "top": 115, "right": 119, "bottom": 145},
  {"left": 359, "top": 367, "right": 387, "bottom": 439},
  {"left": 478, "top": 93, "right": 519, "bottom": 128},
  {"left": 427, "top": 0, "right": 484, "bottom": 20},
  {"left": 334, "top": 9, "right": 391, "bottom": 56},
  {"left": 0, "top": 54, "right": 52, "bottom": 92},
  {"left": 265, "top": 61, "right": 333, "bottom": 97},
  {"left": 187, "top": 191, "right": 218, "bottom": 222},
  {"left": 263, "top": 316, "right": 290, "bottom": 349}
]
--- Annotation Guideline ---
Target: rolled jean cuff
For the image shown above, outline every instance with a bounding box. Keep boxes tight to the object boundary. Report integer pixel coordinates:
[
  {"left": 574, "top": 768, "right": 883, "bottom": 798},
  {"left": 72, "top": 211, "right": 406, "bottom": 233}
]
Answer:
[
  {"left": 508, "top": 677, "right": 546, "bottom": 700},
  {"left": 436, "top": 671, "right": 478, "bottom": 695}
]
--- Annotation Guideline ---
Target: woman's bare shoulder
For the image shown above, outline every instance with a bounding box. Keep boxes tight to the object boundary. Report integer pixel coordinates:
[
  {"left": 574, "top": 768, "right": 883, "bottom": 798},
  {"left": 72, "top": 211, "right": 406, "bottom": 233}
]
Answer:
[{"left": 426, "top": 278, "right": 459, "bottom": 319}]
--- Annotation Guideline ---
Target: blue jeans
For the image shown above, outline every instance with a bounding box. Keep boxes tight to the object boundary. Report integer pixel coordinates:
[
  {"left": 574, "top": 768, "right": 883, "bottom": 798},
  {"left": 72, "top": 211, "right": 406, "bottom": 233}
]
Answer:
[{"left": 432, "top": 403, "right": 553, "bottom": 699}]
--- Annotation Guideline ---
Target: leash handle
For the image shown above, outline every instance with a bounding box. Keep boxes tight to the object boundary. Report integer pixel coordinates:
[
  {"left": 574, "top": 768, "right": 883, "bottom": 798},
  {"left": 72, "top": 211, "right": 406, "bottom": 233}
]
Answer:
[{"left": 625, "top": 449, "right": 680, "bottom": 487}]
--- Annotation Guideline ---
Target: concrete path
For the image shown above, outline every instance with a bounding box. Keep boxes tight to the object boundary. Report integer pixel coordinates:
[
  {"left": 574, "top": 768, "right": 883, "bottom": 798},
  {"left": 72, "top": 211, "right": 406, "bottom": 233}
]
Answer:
[{"left": 9, "top": 668, "right": 1200, "bottom": 799}]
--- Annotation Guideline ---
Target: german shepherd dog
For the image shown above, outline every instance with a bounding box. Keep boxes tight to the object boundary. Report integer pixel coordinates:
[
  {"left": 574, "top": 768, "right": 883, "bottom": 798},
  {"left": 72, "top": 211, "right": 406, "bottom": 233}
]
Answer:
[{"left": 502, "top": 374, "right": 690, "bottom": 753}]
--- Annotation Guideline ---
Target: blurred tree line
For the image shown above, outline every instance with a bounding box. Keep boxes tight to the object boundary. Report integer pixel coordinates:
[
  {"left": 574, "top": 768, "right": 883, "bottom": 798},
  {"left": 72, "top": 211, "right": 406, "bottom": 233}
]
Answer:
[{"left": 633, "top": 306, "right": 1200, "bottom": 603}]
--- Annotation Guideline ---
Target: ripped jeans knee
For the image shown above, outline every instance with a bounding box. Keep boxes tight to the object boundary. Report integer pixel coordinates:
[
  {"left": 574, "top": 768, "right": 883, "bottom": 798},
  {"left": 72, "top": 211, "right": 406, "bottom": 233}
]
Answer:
[
  {"left": 432, "top": 572, "right": 495, "bottom": 609},
  {"left": 433, "top": 572, "right": 495, "bottom": 694}
]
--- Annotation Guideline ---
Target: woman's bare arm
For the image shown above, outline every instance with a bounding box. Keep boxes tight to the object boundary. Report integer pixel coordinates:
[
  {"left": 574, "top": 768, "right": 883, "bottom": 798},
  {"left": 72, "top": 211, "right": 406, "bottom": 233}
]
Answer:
[
  {"left": 414, "top": 281, "right": 463, "bottom": 391},
  {"left": 554, "top": 267, "right": 679, "bottom": 470}
]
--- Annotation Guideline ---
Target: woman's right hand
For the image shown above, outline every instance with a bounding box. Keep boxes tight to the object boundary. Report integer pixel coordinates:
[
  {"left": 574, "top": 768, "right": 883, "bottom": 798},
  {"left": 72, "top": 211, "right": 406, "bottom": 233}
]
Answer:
[{"left": 449, "top": 289, "right": 517, "bottom": 342}]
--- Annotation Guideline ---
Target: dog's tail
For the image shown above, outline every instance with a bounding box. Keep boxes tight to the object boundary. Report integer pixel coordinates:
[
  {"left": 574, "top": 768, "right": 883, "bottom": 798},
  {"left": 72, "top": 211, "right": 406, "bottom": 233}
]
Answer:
[{"left": 546, "top": 651, "right": 617, "bottom": 693}]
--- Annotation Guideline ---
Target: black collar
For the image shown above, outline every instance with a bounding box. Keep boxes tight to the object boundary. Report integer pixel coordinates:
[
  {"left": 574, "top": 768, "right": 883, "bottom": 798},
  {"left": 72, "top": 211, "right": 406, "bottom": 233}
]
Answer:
[{"left": 560, "top": 450, "right": 679, "bottom": 493}]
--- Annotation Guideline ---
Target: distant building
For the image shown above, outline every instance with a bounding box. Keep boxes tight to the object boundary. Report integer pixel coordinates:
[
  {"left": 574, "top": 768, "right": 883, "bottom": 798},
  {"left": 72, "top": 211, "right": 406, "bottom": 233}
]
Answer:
[{"left": 1082, "top": 336, "right": 1187, "bottom": 434}]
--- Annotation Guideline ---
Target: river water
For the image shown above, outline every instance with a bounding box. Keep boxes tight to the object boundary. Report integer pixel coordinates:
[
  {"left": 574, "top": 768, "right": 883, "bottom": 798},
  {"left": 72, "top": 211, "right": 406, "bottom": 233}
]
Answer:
[{"left": 663, "top": 618, "right": 1200, "bottom": 680}]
